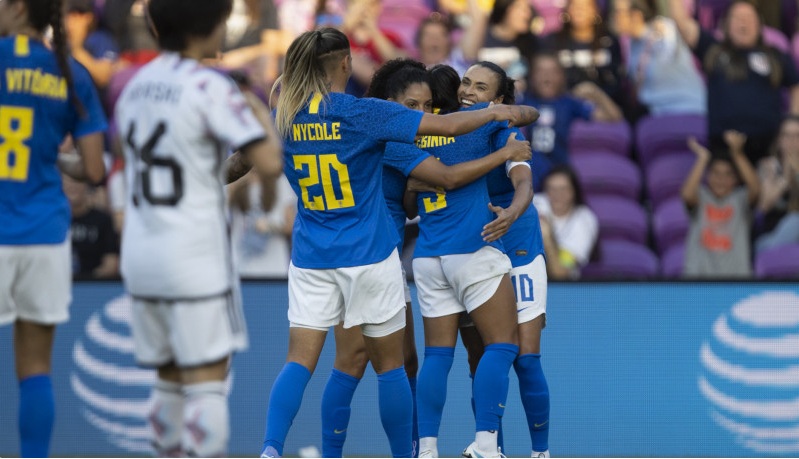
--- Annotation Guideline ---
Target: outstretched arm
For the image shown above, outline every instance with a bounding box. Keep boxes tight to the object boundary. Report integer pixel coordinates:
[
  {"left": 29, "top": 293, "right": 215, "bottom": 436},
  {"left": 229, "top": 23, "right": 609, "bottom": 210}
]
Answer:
[
  {"left": 409, "top": 132, "right": 531, "bottom": 189},
  {"left": 417, "top": 105, "right": 539, "bottom": 136},
  {"left": 681, "top": 136, "right": 710, "bottom": 208},
  {"left": 667, "top": 0, "right": 700, "bottom": 49}
]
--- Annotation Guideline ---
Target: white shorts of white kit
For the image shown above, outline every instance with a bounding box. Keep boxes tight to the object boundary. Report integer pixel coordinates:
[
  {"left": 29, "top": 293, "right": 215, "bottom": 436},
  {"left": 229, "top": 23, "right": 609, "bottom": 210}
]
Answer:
[
  {"left": 0, "top": 240, "right": 71, "bottom": 326},
  {"left": 131, "top": 289, "right": 248, "bottom": 368},
  {"left": 288, "top": 248, "right": 406, "bottom": 338},
  {"left": 511, "top": 254, "right": 547, "bottom": 324},
  {"left": 413, "top": 246, "right": 512, "bottom": 318},
  {"left": 459, "top": 254, "right": 548, "bottom": 328}
]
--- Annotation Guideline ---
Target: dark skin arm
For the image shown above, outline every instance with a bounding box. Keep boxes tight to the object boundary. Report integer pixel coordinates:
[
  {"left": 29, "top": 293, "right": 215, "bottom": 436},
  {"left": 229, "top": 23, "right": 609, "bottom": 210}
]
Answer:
[{"left": 482, "top": 164, "right": 533, "bottom": 242}]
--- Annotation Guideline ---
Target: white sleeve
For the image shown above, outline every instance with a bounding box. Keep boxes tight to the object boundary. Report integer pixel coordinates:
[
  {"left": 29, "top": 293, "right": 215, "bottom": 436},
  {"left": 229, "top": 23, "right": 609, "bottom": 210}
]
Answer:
[
  {"left": 532, "top": 194, "right": 551, "bottom": 218},
  {"left": 203, "top": 75, "right": 267, "bottom": 150},
  {"left": 561, "top": 206, "right": 599, "bottom": 265},
  {"left": 505, "top": 160, "right": 531, "bottom": 176}
]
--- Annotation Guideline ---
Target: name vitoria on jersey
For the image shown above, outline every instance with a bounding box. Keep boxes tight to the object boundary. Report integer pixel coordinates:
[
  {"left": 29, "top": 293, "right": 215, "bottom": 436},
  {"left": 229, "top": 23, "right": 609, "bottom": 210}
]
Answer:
[{"left": 0, "top": 35, "right": 107, "bottom": 245}]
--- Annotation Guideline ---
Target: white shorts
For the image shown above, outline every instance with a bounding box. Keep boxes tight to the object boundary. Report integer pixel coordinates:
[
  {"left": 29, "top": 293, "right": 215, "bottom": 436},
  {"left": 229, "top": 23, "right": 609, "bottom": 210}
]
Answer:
[
  {"left": 510, "top": 254, "right": 547, "bottom": 324},
  {"left": 460, "top": 254, "right": 548, "bottom": 328},
  {"left": 0, "top": 240, "right": 71, "bottom": 326},
  {"left": 288, "top": 248, "right": 406, "bottom": 338},
  {"left": 413, "top": 246, "right": 512, "bottom": 318},
  {"left": 401, "top": 265, "right": 412, "bottom": 304},
  {"left": 131, "top": 289, "right": 248, "bottom": 367}
]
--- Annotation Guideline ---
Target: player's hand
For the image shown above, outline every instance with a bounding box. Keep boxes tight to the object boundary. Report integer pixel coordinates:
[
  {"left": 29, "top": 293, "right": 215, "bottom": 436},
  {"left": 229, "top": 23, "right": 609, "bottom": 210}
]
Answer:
[
  {"left": 490, "top": 104, "right": 539, "bottom": 128},
  {"left": 687, "top": 136, "right": 710, "bottom": 161},
  {"left": 406, "top": 177, "right": 440, "bottom": 193},
  {"left": 504, "top": 132, "right": 532, "bottom": 162},
  {"left": 482, "top": 202, "right": 517, "bottom": 242}
]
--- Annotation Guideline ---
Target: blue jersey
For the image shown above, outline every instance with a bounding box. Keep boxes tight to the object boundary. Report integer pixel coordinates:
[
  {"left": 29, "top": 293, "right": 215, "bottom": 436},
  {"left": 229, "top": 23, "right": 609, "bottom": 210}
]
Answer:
[
  {"left": 485, "top": 128, "right": 546, "bottom": 266},
  {"left": 414, "top": 106, "right": 510, "bottom": 258},
  {"left": 383, "top": 142, "right": 430, "bottom": 252},
  {"left": 0, "top": 35, "right": 107, "bottom": 245},
  {"left": 284, "top": 93, "right": 423, "bottom": 268}
]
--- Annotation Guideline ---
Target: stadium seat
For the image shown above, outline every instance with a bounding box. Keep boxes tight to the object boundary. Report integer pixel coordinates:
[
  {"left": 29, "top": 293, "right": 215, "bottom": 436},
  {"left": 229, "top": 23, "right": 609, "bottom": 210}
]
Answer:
[
  {"left": 645, "top": 152, "right": 696, "bottom": 209},
  {"left": 652, "top": 196, "right": 690, "bottom": 254},
  {"left": 587, "top": 196, "right": 649, "bottom": 245},
  {"left": 581, "top": 240, "right": 660, "bottom": 279},
  {"left": 762, "top": 26, "right": 791, "bottom": 53},
  {"left": 661, "top": 242, "right": 685, "bottom": 279},
  {"left": 571, "top": 151, "right": 642, "bottom": 201},
  {"left": 755, "top": 243, "right": 799, "bottom": 278},
  {"left": 635, "top": 114, "right": 706, "bottom": 168},
  {"left": 569, "top": 120, "right": 632, "bottom": 157}
]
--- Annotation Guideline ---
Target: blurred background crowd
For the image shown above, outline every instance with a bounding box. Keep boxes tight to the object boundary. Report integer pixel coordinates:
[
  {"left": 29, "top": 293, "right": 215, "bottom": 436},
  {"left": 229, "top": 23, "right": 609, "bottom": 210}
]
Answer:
[{"left": 62, "top": 0, "right": 799, "bottom": 280}]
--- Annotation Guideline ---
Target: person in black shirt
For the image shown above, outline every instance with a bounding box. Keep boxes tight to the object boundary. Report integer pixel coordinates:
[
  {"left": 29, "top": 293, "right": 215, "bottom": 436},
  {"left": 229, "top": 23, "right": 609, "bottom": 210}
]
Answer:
[{"left": 63, "top": 174, "right": 119, "bottom": 278}]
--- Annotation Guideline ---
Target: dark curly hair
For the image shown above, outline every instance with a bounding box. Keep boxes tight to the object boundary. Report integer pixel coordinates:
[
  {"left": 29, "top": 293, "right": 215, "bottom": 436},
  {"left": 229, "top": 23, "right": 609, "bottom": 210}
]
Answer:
[{"left": 365, "top": 58, "right": 430, "bottom": 101}]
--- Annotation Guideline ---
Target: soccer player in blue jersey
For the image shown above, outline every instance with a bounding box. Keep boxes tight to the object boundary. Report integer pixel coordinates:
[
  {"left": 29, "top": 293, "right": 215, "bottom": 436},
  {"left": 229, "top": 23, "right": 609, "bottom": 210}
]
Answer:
[
  {"left": 458, "top": 62, "right": 551, "bottom": 458},
  {"left": 408, "top": 63, "right": 533, "bottom": 459},
  {"left": 0, "top": 0, "right": 107, "bottom": 456},
  {"left": 319, "top": 58, "right": 533, "bottom": 458},
  {"left": 260, "top": 29, "right": 537, "bottom": 458}
]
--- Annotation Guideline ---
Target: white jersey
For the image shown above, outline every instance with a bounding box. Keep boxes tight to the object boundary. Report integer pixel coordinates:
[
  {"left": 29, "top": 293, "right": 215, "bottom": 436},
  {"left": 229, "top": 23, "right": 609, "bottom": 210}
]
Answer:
[{"left": 116, "top": 53, "right": 266, "bottom": 299}]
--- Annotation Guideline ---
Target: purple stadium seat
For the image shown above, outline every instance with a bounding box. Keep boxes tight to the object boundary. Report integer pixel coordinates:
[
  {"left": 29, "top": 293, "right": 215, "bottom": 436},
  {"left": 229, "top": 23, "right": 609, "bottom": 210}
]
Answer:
[
  {"left": 569, "top": 120, "right": 632, "bottom": 157},
  {"left": 635, "top": 114, "right": 707, "bottom": 168},
  {"left": 645, "top": 152, "right": 696, "bottom": 209},
  {"left": 763, "top": 26, "right": 791, "bottom": 53},
  {"left": 661, "top": 243, "right": 685, "bottom": 278},
  {"left": 587, "top": 196, "right": 649, "bottom": 245},
  {"left": 581, "top": 240, "right": 660, "bottom": 279},
  {"left": 755, "top": 244, "right": 799, "bottom": 279},
  {"left": 652, "top": 196, "right": 690, "bottom": 254},
  {"left": 571, "top": 152, "right": 642, "bottom": 200}
]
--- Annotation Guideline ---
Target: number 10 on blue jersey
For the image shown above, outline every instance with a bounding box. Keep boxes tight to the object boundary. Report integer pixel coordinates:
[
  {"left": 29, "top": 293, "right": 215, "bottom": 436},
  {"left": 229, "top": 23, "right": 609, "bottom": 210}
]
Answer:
[{"left": 295, "top": 153, "right": 354, "bottom": 210}]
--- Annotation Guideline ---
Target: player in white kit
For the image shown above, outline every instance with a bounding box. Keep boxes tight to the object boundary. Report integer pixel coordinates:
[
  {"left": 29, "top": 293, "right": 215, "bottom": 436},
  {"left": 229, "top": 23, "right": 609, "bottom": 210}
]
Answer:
[{"left": 114, "top": 0, "right": 282, "bottom": 456}]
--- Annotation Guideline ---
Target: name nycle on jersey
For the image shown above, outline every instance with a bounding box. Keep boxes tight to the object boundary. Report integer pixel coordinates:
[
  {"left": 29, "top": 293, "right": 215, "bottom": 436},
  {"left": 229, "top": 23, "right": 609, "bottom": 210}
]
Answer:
[{"left": 116, "top": 53, "right": 266, "bottom": 299}]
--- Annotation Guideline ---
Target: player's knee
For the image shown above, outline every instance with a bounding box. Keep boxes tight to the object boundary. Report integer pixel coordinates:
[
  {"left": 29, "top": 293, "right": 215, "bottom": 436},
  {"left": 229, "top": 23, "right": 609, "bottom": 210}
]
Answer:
[
  {"left": 335, "top": 347, "right": 369, "bottom": 378},
  {"left": 403, "top": 350, "right": 418, "bottom": 376},
  {"left": 182, "top": 381, "right": 228, "bottom": 457}
]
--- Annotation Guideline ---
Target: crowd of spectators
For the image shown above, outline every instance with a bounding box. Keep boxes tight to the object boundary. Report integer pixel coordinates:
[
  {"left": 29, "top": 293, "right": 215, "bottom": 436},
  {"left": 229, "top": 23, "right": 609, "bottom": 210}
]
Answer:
[{"left": 63, "top": 0, "right": 799, "bottom": 280}]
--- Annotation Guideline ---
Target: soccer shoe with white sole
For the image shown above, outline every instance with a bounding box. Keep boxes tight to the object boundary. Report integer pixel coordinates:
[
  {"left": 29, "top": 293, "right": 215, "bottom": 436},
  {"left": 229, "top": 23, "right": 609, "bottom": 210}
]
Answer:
[
  {"left": 260, "top": 446, "right": 281, "bottom": 458},
  {"left": 461, "top": 442, "right": 505, "bottom": 458},
  {"left": 532, "top": 451, "right": 550, "bottom": 458},
  {"left": 419, "top": 447, "right": 439, "bottom": 458}
]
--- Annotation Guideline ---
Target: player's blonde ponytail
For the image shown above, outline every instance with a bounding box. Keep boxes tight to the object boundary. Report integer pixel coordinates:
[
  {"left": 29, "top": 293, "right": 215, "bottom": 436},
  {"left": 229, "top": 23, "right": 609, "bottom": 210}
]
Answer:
[{"left": 272, "top": 28, "right": 350, "bottom": 137}]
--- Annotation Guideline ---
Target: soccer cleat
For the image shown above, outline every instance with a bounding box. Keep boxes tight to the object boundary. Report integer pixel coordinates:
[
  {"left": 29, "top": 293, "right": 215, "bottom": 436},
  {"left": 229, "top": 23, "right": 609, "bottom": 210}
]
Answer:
[
  {"left": 532, "top": 451, "right": 550, "bottom": 458},
  {"left": 461, "top": 442, "right": 505, "bottom": 458},
  {"left": 419, "top": 447, "right": 439, "bottom": 458},
  {"left": 260, "top": 446, "right": 281, "bottom": 458}
]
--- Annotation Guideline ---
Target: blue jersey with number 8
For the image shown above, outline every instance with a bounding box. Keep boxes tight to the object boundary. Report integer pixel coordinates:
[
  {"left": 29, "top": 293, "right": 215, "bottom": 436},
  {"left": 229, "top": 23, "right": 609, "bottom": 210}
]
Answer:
[
  {"left": 284, "top": 93, "right": 424, "bottom": 269},
  {"left": 0, "top": 35, "right": 107, "bottom": 245}
]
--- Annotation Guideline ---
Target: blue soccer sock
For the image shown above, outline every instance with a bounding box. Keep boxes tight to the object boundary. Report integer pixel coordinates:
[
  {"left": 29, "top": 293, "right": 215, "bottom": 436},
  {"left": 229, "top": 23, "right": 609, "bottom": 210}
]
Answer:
[
  {"left": 321, "top": 369, "right": 360, "bottom": 458},
  {"left": 469, "top": 372, "right": 505, "bottom": 452},
  {"left": 19, "top": 374, "right": 54, "bottom": 458},
  {"left": 262, "top": 362, "right": 312, "bottom": 456},
  {"left": 377, "top": 367, "right": 413, "bottom": 458},
  {"left": 417, "top": 347, "right": 455, "bottom": 439},
  {"left": 514, "top": 353, "right": 550, "bottom": 453},
  {"left": 473, "top": 343, "right": 519, "bottom": 433},
  {"left": 408, "top": 376, "right": 419, "bottom": 457}
]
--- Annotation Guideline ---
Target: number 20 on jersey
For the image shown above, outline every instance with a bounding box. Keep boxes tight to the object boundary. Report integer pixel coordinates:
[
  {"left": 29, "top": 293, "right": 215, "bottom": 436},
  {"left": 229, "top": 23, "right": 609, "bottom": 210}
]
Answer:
[{"left": 295, "top": 154, "right": 355, "bottom": 210}]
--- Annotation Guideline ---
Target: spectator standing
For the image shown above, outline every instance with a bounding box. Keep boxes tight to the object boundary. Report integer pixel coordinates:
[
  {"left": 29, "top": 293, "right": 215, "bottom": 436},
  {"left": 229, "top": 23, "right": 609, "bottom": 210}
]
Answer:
[
  {"left": 102, "top": 0, "right": 159, "bottom": 64},
  {"left": 669, "top": 0, "right": 799, "bottom": 164},
  {"left": 682, "top": 131, "right": 760, "bottom": 278},
  {"left": 755, "top": 116, "right": 799, "bottom": 253},
  {"left": 63, "top": 174, "right": 119, "bottom": 278},
  {"left": 613, "top": 0, "right": 706, "bottom": 117},
  {"left": 479, "top": 0, "right": 540, "bottom": 83},
  {"left": 416, "top": 0, "right": 488, "bottom": 76},
  {"left": 533, "top": 165, "right": 599, "bottom": 279},
  {"left": 544, "top": 0, "right": 626, "bottom": 105},
  {"left": 524, "top": 52, "right": 622, "bottom": 188},
  {"left": 229, "top": 172, "right": 296, "bottom": 278}
]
